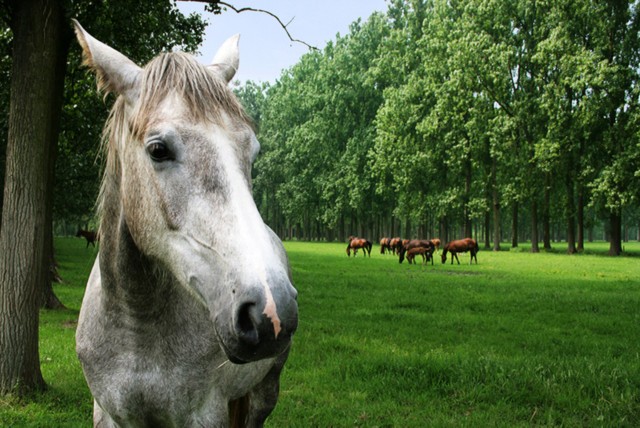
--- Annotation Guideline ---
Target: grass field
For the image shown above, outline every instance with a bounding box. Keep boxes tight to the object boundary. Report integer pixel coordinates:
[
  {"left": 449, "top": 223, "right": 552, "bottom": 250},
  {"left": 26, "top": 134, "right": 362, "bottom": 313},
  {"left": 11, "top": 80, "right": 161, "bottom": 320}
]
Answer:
[{"left": 1, "top": 238, "right": 639, "bottom": 427}]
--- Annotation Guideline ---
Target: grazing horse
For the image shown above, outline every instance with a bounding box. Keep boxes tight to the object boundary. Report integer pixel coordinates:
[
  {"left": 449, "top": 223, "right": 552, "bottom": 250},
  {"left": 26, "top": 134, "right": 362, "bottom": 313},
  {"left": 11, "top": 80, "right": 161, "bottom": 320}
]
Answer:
[
  {"left": 347, "top": 236, "right": 372, "bottom": 257},
  {"left": 73, "top": 21, "right": 298, "bottom": 427},
  {"left": 389, "top": 237, "right": 403, "bottom": 255},
  {"left": 441, "top": 238, "right": 479, "bottom": 265},
  {"left": 398, "top": 239, "right": 435, "bottom": 264},
  {"left": 76, "top": 229, "right": 98, "bottom": 247},
  {"left": 406, "top": 246, "right": 431, "bottom": 265},
  {"left": 379, "top": 237, "right": 391, "bottom": 254}
]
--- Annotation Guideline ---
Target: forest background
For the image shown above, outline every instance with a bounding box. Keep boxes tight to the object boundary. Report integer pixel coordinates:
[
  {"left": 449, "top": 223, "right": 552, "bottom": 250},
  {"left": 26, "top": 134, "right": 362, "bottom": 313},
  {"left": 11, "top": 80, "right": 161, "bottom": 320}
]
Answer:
[
  {"left": 2, "top": 0, "right": 640, "bottom": 257},
  {"left": 234, "top": 0, "right": 640, "bottom": 257}
]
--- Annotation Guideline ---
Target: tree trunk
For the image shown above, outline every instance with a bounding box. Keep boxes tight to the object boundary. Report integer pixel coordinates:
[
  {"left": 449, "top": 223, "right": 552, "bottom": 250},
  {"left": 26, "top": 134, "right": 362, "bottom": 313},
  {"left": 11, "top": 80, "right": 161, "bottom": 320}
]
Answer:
[
  {"left": 511, "top": 202, "right": 518, "bottom": 248},
  {"left": 484, "top": 210, "right": 490, "bottom": 249},
  {"left": 542, "top": 174, "right": 551, "bottom": 250},
  {"left": 492, "top": 159, "right": 500, "bottom": 251},
  {"left": 0, "top": 0, "right": 67, "bottom": 395},
  {"left": 609, "top": 209, "right": 622, "bottom": 256},
  {"left": 566, "top": 165, "right": 577, "bottom": 254},
  {"left": 576, "top": 185, "right": 584, "bottom": 251},
  {"left": 531, "top": 199, "right": 539, "bottom": 253},
  {"left": 42, "top": 236, "right": 66, "bottom": 309},
  {"left": 464, "top": 157, "right": 472, "bottom": 238}
]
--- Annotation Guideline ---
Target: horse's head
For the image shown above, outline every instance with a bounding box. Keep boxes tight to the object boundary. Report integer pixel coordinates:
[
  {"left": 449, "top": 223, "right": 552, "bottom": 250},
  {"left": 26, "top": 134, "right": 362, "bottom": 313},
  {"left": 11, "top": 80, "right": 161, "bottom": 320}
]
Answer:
[
  {"left": 398, "top": 246, "right": 406, "bottom": 263},
  {"left": 74, "top": 21, "right": 297, "bottom": 364}
]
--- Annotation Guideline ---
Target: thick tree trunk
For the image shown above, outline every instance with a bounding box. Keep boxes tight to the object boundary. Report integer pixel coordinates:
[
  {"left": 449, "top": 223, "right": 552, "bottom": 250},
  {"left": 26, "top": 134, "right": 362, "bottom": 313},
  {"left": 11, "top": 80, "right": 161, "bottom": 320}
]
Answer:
[
  {"left": 609, "top": 209, "right": 622, "bottom": 256},
  {"left": 0, "top": 0, "right": 67, "bottom": 394}
]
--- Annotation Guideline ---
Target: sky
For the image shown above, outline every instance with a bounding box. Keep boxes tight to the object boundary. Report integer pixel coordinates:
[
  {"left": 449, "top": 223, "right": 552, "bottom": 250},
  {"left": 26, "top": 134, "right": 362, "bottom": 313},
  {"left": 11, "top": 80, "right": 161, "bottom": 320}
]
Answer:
[{"left": 176, "top": 1, "right": 388, "bottom": 84}]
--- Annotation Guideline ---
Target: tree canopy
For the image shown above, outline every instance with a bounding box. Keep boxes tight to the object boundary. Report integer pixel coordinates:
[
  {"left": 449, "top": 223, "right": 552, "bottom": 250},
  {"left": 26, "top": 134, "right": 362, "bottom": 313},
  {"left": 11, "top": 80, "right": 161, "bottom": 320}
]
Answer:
[{"left": 238, "top": 0, "right": 640, "bottom": 255}]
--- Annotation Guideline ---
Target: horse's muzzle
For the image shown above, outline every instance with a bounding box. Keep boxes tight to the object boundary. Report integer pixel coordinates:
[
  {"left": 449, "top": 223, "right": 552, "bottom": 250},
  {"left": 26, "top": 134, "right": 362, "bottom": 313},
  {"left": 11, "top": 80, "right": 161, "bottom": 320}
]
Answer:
[{"left": 217, "top": 282, "right": 298, "bottom": 364}]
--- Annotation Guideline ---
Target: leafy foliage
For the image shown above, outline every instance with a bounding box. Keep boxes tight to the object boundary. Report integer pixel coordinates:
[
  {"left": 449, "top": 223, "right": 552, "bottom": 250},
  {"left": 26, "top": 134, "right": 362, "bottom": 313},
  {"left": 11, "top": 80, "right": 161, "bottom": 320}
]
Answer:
[{"left": 236, "top": 0, "right": 640, "bottom": 251}]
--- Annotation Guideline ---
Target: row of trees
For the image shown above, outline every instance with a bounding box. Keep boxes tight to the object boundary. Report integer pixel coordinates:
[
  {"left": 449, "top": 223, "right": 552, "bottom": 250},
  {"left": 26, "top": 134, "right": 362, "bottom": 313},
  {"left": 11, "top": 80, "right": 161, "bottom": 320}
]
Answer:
[{"left": 236, "top": 0, "right": 640, "bottom": 256}]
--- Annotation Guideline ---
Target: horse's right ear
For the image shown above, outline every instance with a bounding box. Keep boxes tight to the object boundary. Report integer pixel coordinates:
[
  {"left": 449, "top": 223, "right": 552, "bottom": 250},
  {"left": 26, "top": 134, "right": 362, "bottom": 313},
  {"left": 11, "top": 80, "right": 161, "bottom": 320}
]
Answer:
[
  {"left": 208, "top": 34, "right": 240, "bottom": 83},
  {"left": 72, "top": 19, "right": 142, "bottom": 104}
]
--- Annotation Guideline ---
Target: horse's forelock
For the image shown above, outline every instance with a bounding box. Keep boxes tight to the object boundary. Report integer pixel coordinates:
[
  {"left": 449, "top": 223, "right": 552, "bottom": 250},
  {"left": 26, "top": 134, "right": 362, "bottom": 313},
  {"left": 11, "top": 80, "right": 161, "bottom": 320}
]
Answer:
[{"left": 131, "top": 52, "right": 251, "bottom": 138}]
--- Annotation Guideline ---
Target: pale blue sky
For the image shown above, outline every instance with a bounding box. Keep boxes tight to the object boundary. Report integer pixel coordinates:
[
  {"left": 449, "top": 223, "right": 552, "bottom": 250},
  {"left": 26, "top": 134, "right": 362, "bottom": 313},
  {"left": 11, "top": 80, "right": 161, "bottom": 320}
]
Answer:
[{"left": 176, "top": 1, "right": 388, "bottom": 84}]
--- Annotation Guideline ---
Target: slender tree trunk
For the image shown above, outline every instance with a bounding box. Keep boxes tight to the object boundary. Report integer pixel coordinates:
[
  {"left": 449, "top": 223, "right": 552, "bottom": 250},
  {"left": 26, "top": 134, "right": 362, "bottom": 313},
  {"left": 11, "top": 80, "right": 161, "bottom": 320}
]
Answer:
[
  {"left": 511, "top": 202, "right": 518, "bottom": 248},
  {"left": 566, "top": 164, "right": 576, "bottom": 254},
  {"left": 531, "top": 199, "right": 539, "bottom": 253},
  {"left": 464, "top": 157, "right": 472, "bottom": 238},
  {"left": 492, "top": 159, "right": 500, "bottom": 251},
  {"left": 439, "top": 216, "right": 447, "bottom": 244},
  {"left": 577, "top": 185, "right": 584, "bottom": 251},
  {"left": 543, "top": 174, "right": 551, "bottom": 250},
  {"left": 0, "top": 0, "right": 67, "bottom": 395},
  {"left": 484, "top": 210, "right": 490, "bottom": 249}
]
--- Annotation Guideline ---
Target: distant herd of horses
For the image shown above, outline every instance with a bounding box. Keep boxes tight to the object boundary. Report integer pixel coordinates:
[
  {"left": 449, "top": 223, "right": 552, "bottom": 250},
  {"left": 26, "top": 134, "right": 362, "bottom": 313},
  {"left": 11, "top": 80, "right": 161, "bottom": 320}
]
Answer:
[
  {"left": 347, "top": 235, "right": 479, "bottom": 265},
  {"left": 79, "top": 228, "right": 478, "bottom": 265}
]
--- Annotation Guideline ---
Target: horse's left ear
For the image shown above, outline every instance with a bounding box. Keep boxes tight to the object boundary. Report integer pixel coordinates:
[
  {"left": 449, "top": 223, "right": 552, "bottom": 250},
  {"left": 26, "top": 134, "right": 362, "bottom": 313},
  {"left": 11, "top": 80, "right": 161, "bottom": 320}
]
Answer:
[
  {"left": 72, "top": 19, "right": 142, "bottom": 104},
  {"left": 209, "top": 34, "right": 240, "bottom": 83}
]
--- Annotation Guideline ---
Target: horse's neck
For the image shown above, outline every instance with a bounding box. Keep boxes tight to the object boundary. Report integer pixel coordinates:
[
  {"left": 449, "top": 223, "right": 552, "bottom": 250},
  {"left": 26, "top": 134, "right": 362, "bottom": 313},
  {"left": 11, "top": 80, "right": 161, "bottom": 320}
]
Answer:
[{"left": 99, "top": 197, "right": 170, "bottom": 318}]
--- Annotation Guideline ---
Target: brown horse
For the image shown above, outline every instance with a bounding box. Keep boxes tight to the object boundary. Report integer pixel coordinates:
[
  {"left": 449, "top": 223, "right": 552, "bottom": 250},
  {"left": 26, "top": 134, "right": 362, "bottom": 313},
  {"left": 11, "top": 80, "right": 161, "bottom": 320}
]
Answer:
[
  {"left": 347, "top": 236, "right": 372, "bottom": 257},
  {"left": 441, "top": 238, "right": 479, "bottom": 264},
  {"left": 76, "top": 229, "right": 98, "bottom": 248},
  {"left": 379, "top": 237, "right": 392, "bottom": 254},
  {"left": 406, "top": 246, "right": 431, "bottom": 265},
  {"left": 430, "top": 238, "right": 441, "bottom": 253},
  {"left": 398, "top": 239, "right": 435, "bottom": 264},
  {"left": 389, "top": 237, "right": 403, "bottom": 255}
]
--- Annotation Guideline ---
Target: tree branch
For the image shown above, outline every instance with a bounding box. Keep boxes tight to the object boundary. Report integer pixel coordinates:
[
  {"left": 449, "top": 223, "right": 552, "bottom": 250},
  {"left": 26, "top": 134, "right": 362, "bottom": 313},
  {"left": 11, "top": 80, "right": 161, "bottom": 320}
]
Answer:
[{"left": 178, "top": 1, "right": 318, "bottom": 51}]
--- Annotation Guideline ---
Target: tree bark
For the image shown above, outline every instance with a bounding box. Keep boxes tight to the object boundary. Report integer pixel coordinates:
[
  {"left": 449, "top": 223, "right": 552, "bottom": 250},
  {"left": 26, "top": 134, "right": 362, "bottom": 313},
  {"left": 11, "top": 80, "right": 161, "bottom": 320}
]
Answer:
[
  {"left": 0, "top": 0, "right": 67, "bottom": 394},
  {"left": 531, "top": 199, "right": 539, "bottom": 253},
  {"left": 609, "top": 209, "right": 622, "bottom": 256},
  {"left": 492, "top": 160, "right": 500, "bottom": 251},
  {"left": 542, "top": 174, "right": 551, "bottom": 250},
  {"left": 576, "top": 184, "right": 584, "bottom": 251},
  {"left": 566, "top": 163, "right": 577, "bottom": 254},
  {"left": 464, "top": 157, "right": 472, "bottom": 238},
  {"left": 511, "top": 202, "right": 518, "bottom": 248}
]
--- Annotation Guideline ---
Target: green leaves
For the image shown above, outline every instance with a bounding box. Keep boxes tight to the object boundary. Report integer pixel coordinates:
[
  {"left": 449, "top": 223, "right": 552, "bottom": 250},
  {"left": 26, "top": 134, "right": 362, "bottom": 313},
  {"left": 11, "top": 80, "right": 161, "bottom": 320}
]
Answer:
[{"left": 235, "top": 0, "right": 640, "bottom": 243}]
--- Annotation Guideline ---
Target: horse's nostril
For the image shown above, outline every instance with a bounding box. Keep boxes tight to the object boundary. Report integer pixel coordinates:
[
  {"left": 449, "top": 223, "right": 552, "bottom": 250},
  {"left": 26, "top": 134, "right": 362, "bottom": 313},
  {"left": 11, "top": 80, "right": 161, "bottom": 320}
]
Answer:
[{"left": 235, "top": 302, "right": 260, "bottom": 346}]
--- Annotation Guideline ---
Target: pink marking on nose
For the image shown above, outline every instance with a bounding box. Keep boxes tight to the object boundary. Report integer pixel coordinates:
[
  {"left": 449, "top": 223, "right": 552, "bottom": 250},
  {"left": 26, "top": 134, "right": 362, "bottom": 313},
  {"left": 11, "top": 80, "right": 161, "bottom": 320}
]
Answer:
[{"left": 262, "top": 283, "right": 282, "bottom": 338}]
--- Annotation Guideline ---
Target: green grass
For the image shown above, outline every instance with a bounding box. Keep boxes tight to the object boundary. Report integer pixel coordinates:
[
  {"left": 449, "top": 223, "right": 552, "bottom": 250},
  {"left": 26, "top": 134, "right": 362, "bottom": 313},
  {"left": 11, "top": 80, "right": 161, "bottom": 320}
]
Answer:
[
  {"left": 1, "top": 239, "right": 639, "bottom": 427},
  {"left": 0, "top": 237, "right": 97, "bottom": 427}
]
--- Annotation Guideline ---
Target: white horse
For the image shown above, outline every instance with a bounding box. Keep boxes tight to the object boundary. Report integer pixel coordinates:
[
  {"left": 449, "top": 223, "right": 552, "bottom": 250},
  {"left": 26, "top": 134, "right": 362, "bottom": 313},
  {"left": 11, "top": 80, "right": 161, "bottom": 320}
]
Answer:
[{"left": 73, "top": 20, "right": 298, "bottom": 427}]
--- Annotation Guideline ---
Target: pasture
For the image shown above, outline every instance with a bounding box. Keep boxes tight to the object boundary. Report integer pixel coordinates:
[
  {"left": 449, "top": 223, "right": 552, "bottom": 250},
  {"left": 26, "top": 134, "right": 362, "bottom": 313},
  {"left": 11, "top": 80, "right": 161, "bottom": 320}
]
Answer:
[{"left": 1, "top": 238, "right": 639, "bottom": 426}]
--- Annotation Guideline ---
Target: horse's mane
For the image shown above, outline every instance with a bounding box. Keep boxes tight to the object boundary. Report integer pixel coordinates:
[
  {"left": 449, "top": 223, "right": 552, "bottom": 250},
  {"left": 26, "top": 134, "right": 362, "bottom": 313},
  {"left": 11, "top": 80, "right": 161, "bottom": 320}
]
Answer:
[{"left": 97, "top": 52, "right": 252, "bottom": 225}]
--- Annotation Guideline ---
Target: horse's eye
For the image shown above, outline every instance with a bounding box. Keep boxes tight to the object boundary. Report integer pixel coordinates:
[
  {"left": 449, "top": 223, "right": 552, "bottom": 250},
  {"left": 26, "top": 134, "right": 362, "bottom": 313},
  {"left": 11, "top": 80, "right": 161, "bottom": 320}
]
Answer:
[{"left": 146, "top": 141, "right": 173, "bottom": 162}]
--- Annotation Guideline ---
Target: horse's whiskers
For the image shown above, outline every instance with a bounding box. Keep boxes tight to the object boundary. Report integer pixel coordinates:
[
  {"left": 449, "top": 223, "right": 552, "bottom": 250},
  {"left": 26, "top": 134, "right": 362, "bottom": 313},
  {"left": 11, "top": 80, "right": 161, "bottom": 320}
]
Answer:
[{"left": 216, "top": 360, "right": 230, "bottom": 370}]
